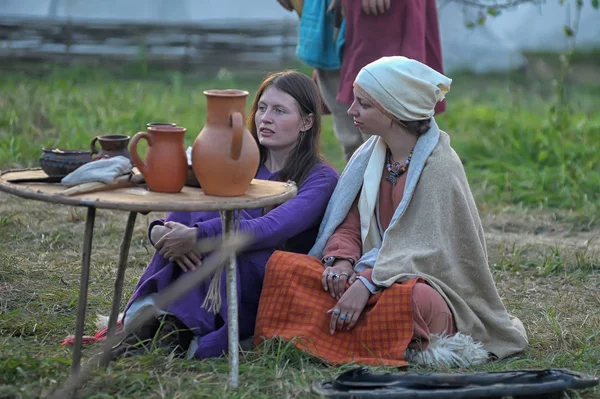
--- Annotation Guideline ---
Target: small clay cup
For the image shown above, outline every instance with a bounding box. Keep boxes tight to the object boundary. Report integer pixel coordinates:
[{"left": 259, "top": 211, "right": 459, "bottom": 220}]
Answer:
[
  {"left": 147, "top": 122, "right": 177, "bottom": 128},
  {"left": 90, "top": 134, "right": 131, "bottom": 160}
]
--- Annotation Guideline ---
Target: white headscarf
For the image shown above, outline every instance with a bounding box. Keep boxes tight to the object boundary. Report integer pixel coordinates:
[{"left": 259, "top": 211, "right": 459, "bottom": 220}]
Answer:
[{"left": 354, "top": 56, "right": 452, "bottom": 122}]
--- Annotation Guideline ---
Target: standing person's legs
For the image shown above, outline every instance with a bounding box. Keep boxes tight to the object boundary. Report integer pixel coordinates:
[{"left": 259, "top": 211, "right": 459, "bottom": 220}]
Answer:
[{"left": 316, "top": 69, "right": 366, "bottom": 161}]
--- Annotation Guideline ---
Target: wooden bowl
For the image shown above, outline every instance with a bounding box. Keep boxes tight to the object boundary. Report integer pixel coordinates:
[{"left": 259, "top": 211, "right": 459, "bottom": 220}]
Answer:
[{"left": 39, "top": 148, "right": 92, "bottom": 177}]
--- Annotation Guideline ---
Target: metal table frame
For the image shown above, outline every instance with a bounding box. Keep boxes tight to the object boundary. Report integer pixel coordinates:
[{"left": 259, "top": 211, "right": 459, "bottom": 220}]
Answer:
[{"left": 0, "top": 169, "right": 297, "bottom": 390}]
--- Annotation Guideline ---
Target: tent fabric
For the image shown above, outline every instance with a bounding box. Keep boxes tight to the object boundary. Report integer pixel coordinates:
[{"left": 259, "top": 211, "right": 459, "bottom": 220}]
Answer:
[{"left": 1, "top": 0, "right": 598, "bottom": 73}]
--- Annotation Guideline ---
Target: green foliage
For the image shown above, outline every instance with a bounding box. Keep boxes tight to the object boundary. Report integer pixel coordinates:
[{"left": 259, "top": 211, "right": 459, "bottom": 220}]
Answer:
[
  {"left": 1, "top": 59, "right": 599, "bottom": 395},
  {"left": 436, "top": 51, "right": 600, "bottom": 217},
  {"left": 487, "top": 7, "right": 500, "bottom": 16},
  {"left": 0, "top": 54, "right": 599, "bottom": 217},
  {"left": 463, "top": 0, "right": 599, "bottom": 30},
  {"left": 442, "top": 101, "right": 600, "bottom": 213}
]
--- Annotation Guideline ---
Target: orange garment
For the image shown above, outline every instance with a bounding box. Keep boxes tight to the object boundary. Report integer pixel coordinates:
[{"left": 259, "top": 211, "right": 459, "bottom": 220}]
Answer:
[
  {"left": 410, "top": 282, "right": 456, "bottom": 349},
  {"left": 322, "top": 163, "right": 456, "bottom": 349},
  {"left": 254, "top": 251, "right": 417, "bottom": 366},
  {"left": 320, "top": 196, "right": 362, "bottom": 263},
  {"left": 322, "top": 164, "right": 408, "bottom": 263}
]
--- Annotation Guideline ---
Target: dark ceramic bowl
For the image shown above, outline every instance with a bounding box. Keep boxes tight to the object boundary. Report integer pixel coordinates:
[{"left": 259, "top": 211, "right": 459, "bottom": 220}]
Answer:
[
  {"left": 185, "top": 165, "right": 201, "bottom": 188},
  {"left": 39, "top": 148, "right": 92, "bottom": 177}
]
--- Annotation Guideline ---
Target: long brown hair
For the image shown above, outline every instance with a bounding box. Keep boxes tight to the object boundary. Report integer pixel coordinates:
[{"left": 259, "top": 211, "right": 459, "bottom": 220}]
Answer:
[{"left": 248, "top": 70, "right": 325, "bottom": 186}]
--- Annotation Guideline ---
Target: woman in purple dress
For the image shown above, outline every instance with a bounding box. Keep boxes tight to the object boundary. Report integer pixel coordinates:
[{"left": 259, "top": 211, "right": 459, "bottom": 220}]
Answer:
[{"left": 113, "top": 71, "right": 339, "bottom": 360}]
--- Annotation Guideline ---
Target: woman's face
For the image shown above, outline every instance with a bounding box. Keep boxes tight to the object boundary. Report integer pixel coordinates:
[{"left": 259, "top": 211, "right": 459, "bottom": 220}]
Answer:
[
  {"left": 255, "top": 86, "right": 311, "bottom": 152},
  {"left": 347, "top": 87, "right": 392, "bottom": 136}
]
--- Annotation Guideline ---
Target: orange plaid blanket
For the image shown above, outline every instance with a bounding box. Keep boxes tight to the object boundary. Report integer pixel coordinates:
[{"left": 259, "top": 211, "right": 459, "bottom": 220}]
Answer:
[{"left": 254, "top": 251, "right": 416, "bottom": 366}]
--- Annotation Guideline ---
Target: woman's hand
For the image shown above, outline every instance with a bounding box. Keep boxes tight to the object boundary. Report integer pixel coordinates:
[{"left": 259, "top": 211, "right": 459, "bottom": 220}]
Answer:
[
  {"left": 362, "top": 0, "right": 390, "bottom": 15},
  {"left": 155, "top": 221, "right": 198, "bottom": 260},
  {"left": 150, "top": 225, "right": 171, "bottom": 249},
  {"left": 172, "top": 251, "right": 203, "bottom": 272},
  {"left": 328, "top": 280, "right": 371, "bottom": 334},
  {"left": 321, "top": 260, "right": 355, "bottom": 299}
]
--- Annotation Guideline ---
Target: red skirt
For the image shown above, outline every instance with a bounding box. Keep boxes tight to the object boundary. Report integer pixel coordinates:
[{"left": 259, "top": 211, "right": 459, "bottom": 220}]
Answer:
[{"left": 254, "top": 251, "right": 417, "bottom": 366}]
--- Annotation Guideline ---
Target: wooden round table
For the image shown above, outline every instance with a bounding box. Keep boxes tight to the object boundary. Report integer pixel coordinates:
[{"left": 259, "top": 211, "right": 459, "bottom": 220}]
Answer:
[{"left": 0, "top": 169, "right": 298, "bottom": 389}]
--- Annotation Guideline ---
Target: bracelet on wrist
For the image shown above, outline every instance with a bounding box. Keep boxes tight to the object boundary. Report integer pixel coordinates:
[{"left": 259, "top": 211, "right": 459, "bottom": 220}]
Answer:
[{"left": 323, "top": 256, "right": 355, "bottom": 267}]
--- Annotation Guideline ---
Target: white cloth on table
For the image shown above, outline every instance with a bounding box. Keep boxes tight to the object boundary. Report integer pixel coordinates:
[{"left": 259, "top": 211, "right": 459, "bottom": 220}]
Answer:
[{"left": 61, "top": 156, "right": 132, "bottom": 186}]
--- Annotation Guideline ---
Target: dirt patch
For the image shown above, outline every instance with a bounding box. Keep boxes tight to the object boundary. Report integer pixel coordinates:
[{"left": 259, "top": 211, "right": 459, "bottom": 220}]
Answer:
[
  {"left": 525, "top": 55, "right": 600, "bottom": 88},
  {"left": 0, "top": 192, "right": 599, "bottom": 398},
  {"left": 481, "top": 210, "right": 600, "bottom": 252}
]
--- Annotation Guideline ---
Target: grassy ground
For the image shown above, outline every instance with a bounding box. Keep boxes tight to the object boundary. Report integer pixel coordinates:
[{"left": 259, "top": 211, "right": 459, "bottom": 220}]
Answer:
[{"left": 1, "top": 53, "right": 600, "bottom": 398}]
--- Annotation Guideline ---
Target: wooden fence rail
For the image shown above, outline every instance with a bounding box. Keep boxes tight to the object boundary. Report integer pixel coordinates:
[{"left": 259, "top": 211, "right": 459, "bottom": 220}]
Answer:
[{"left": 0, "top": 16, "right": 299, "bottom": 72}]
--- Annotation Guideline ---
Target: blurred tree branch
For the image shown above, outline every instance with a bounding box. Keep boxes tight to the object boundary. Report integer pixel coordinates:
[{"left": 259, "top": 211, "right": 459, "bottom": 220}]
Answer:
[
  {"left": 444, "top": 0, "right": 598, "bottom": 28},
  {"left": 447, "top": 0, "right": 599, "bottom": 10},
  {"left": 449, "top": 0, "right": 540, "bottom": 9}
]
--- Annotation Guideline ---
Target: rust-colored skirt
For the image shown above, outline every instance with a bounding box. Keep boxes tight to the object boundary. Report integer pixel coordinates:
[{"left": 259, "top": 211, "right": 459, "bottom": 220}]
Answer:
[{"left": 254, "top": 251, "right": 417, "bottom": 366}]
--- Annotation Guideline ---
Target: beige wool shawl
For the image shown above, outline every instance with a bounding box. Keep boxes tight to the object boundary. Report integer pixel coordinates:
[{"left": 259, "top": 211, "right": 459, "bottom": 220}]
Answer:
[{"left": 309, "top": 121, "right": 528, "bottom": 359}]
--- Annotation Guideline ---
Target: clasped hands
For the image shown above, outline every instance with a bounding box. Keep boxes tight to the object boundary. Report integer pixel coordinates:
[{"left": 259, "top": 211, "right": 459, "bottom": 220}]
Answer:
[
  {"left": 152, "top": 222, "right": 203, "bottom": 272},
  {"left": 321, "top": 260, "right": 370, "bottom": 335}
]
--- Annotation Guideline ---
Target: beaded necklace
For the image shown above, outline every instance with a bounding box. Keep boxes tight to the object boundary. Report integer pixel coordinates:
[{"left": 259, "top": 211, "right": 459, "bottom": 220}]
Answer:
[{"left": 385, "top": 148, "right": 413, "bottom": 185}]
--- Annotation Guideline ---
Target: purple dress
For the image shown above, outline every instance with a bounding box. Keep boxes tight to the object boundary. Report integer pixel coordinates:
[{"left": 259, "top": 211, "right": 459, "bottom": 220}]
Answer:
[{"left": 123, "top": 163, "right": 339, "bottom": 359}]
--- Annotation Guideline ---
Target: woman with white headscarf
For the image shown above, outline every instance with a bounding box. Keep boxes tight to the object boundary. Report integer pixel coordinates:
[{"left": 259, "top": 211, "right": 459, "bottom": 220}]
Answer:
[{"left": 254, "top": 56, "right": 528, "bottom": 367}]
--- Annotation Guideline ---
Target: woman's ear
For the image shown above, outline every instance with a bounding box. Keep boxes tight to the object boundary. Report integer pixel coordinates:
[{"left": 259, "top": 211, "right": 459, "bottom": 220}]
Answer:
[{"left": 301, "top": 113, "right": 314, "bottom": 132}]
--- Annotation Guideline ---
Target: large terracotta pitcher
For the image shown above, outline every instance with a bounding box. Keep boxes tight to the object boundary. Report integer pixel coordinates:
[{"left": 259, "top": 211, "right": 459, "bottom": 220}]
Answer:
[
  {"left": 192, "top": 89, "right": 260, "bottom": 196},
  {"left": 130, "top": 125, "right": 188, "bottom": 193}
]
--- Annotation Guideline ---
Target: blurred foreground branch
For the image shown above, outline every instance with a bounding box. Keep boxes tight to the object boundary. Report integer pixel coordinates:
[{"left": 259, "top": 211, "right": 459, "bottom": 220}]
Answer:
[{"left": 48, "top": 231, "right": 252, "bottom": 399}]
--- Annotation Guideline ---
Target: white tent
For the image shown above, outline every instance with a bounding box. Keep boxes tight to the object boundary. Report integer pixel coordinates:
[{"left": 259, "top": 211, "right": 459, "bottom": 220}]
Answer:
[
  {"left": 438, "top": 1, "right": 527, "bottom": 73},
  {"left": 1, "top": 0, "right": 598, "bottom": 73},
  {"left": 438, "top": 0, "right": 599, "bottom": 72},
  {"left": 485, "top": 0, "right": 600, "bottom": 52},
  {"left": 0, "top": 0, "right": 298, "bottom": 22}
]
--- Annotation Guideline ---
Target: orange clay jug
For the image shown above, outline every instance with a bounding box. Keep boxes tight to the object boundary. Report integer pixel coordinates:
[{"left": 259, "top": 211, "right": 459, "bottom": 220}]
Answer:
[
  {"left": 192, "top": 89, "right": 260, "bottom": 196},
  {"left": 130, "top": 125, "right": 188, "bottom": 193}
]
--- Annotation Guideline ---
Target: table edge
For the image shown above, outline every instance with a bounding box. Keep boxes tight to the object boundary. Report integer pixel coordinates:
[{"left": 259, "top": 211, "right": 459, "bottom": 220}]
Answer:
[{"left": 0, "top": 169, "right": 298, "bottom": 212}]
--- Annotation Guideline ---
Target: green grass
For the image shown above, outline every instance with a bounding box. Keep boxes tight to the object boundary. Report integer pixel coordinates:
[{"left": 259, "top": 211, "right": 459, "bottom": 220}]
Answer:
[
  {"left": 0, "top": 61, "right": 345, "bottom": 173},
  {"left": 0, "top": 202, "right": 598, "bottom": 398},
  {"left": 436, "top": 55, "right": 600, "bottom": 217},
  {"left": 1, "top": 56, "right": 600, "bottom": 398},
  {"left": 2, "top": 55, "right": 599, "bottom": 215}
]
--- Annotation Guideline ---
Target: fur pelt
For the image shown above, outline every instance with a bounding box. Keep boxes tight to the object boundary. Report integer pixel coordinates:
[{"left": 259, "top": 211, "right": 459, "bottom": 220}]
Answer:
[{"left": 405, "top": 332, "right": 489, "bottom": 368}]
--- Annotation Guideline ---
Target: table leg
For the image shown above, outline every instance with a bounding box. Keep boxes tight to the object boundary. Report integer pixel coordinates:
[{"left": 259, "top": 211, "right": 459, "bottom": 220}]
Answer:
[
  {"left": 72, "top": 206, "right": 96, "bottom": 375},
  {"left": 104, "top": 212, "right": 137, "bottom": 350},
  {"left": 221, "top": 210, "right": 239, "bottom": 390}
]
